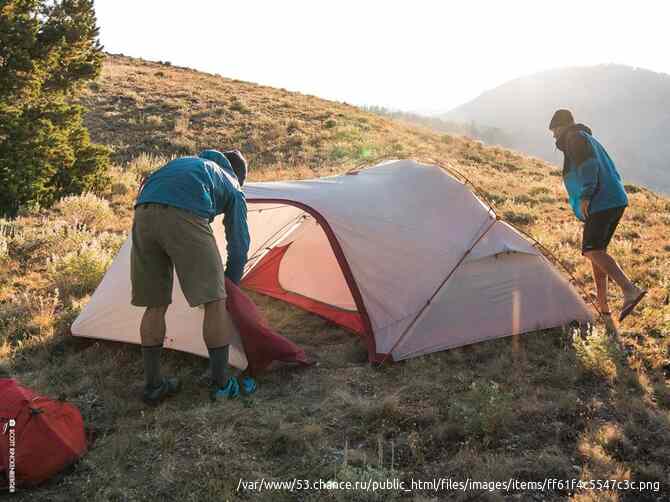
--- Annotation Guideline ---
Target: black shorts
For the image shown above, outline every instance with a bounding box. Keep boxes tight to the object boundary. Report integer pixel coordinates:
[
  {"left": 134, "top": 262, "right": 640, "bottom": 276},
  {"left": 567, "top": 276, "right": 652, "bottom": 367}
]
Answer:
[{"left": 582, "top": 206, "right": 625, "bottom": 254}]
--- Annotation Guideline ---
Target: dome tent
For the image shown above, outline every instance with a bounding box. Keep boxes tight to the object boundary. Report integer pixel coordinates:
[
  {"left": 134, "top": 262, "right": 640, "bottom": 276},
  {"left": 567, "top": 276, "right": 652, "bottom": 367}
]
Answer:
[{"left": 72, "top": 159, "right": 593, "bottom": 363}]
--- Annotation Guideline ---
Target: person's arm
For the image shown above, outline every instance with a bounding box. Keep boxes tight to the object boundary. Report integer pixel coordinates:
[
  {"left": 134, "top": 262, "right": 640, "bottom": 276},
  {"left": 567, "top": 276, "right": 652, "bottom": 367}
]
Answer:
[
  {"left": 223, "top": 192, "right": 250, "bottom": 284},
  {"left": 566, "top": 132, "right": 598, "bottom": 215}
]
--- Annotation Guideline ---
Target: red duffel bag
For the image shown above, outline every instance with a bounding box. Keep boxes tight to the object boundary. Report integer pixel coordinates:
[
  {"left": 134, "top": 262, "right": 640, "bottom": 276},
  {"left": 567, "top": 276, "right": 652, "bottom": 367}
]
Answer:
[{"left": 0, "top": 378, "right": 87, "bottom": 488}]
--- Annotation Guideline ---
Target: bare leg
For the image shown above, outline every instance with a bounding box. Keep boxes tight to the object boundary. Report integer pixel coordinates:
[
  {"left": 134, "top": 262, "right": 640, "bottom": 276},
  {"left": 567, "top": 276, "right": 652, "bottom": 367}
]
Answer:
[
  {"left": 591, "top": 259, "right": 610, "bottom": 314},
  {"left": 140, "top": 305, "right": 169, "bottom": 346},
  {"left": 584, "top": 250, "right": 642, "bottom": 303},
  {"left": 203, "top": 298, "right": 238, "bottom": 348},
  {"left": 140, "top": 306, "right": 169, "bottom": 390}
]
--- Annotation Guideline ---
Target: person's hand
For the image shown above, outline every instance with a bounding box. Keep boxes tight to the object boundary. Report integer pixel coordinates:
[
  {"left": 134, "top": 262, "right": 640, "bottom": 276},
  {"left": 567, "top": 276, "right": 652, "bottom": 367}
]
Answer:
[{"left": 580, "top": 199, "right": 590, "bottom": 219}]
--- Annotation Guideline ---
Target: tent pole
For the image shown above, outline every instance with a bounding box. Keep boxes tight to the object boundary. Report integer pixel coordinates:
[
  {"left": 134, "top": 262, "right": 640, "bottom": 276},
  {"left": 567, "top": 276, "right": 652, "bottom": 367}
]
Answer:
[
  {"left": 243, "top": 213, "right": 307, "bottom": 277},
  {"left": 380, "top": 216, "right": 499, "bottom": 364}
]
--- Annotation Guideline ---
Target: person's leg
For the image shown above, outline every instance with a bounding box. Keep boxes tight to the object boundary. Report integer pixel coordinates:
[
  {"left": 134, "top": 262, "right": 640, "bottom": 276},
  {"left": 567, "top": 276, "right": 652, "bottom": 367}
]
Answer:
[
  {"left": 585, "top": 250, "right": 642, "bottom": 302},
  {"left": 140, "top": 305, "right": 169, "bottom": 389},
  {"left": 162, "top": 207, "right": 245, "bottom": 395},
  {"left": 582, "top": 207, "right": 644, "bottom": 316},
  {"left": 590, "top": 258, "right": 610, "bottom": 314},
  {"left": 131, "top": 204, "right": 179, "bottom": 404},
  {"left": 203, "top": 298, "right": 239, "bottom": 388}
]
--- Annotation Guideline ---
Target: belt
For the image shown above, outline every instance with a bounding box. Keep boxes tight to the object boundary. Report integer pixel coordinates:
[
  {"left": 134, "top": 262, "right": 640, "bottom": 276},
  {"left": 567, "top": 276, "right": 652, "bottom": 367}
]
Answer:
[{"left": 137, "top": 203, "right": 170, "bottom": 209}]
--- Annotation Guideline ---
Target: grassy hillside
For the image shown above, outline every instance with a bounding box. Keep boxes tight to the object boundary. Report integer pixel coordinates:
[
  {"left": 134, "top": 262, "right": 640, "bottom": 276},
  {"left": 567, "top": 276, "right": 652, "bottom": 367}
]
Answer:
[
  {"left": 1, "top": 54, "right": 669, "bottom": 501},
  {"left": 364, "top": 106, "right": 515, "bottom": 151}
]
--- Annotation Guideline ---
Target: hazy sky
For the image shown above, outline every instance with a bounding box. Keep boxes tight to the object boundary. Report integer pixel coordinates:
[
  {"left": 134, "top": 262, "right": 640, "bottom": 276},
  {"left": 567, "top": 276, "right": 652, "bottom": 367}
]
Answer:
[{"left": 96, "top": 1, "right": 670, "bottom": 113}]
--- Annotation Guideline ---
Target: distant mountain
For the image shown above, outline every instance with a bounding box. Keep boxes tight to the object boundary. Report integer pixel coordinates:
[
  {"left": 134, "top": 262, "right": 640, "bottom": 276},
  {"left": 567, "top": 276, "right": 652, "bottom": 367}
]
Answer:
[{"left": 442, "top": 65, "right": 670, "bottom": 193}]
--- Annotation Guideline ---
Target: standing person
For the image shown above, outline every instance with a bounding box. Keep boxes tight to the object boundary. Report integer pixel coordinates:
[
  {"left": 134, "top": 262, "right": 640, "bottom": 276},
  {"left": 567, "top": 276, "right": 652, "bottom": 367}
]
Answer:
[
  {"left": 131, "top": 148, "right": 256, "bottom": 405},
  {"left": 549, "top": 109, "right": 646, "bottom": 323}
]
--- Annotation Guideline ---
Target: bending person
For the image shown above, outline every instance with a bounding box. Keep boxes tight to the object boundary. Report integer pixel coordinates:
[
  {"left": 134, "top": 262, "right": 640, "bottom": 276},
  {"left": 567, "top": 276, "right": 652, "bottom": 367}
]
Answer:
[{"left": 131, "top": 149, "right": 253, "bottom": 405}]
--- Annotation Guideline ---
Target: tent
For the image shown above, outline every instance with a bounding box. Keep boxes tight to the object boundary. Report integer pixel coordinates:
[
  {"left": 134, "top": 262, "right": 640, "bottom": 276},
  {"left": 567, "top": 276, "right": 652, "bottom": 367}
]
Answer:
[{"left": 72, "top": 159, "right": 594, "bottom": 363}]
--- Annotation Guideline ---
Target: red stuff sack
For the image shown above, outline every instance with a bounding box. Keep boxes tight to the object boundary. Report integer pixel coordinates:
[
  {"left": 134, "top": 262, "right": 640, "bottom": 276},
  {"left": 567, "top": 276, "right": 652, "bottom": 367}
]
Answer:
[
  {"left": 0, "top": 379, "right": 87, "bottom": 487},
  {"left": 225, "top": 278, "right": 314, "bottom": 376}
]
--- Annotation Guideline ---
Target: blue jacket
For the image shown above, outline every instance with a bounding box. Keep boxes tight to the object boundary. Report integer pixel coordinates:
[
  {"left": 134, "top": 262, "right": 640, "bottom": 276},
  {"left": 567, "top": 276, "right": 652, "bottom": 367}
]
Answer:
[
  {"left": 558, "top": 124, "right": 628, "bottom": 221},
  {"left": 135, "top": 150, "right": 250, "bottom": 284}
]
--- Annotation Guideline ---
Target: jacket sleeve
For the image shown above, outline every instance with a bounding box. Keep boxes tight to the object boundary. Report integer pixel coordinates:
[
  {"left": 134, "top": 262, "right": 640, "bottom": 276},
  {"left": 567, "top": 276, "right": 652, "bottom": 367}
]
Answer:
[
  {"left": 566, "top": 132, "right": 598, "bottom": 200},
  {"left": 223, "top": 192, "right": 250, "bottom": 284}
]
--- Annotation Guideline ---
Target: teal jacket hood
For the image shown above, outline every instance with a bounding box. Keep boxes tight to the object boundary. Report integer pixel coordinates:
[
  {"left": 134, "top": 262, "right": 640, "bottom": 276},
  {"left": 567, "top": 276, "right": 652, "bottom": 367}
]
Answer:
[{"left": 198, "top": 149, "right": 233, "bottom": 173}]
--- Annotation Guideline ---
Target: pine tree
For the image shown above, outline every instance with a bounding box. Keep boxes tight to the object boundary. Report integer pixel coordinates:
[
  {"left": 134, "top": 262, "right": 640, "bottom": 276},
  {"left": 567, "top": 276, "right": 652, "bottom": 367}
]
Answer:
[{"left": 0, "top": 0, "right": 110, "bottom": 216}]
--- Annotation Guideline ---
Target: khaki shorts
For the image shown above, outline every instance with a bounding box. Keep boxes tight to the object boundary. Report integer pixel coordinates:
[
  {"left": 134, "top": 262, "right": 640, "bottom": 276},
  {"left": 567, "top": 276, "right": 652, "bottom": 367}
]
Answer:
[{"left": 131, "top": 204, "right": 226, "bottom": 307}]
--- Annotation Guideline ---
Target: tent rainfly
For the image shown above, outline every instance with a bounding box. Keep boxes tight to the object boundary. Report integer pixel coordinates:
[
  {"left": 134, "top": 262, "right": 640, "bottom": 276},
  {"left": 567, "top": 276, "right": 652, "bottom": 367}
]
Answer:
[{"left": 72, "top": 159, "right": 594, "bottom": 363}]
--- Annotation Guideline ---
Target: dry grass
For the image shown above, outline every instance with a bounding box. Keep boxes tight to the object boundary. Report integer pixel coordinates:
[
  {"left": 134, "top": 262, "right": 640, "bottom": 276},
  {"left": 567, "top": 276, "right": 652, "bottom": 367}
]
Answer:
[{"left": 1, "top": 54, "right": 668, "bottom": 500}]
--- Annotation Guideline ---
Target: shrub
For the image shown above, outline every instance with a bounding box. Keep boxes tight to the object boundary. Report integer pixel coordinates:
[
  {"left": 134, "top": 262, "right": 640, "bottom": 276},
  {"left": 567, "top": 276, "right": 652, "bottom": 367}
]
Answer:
[
  {"left": 0, "top": 293, "right": 34, "bottom": 343},
  {"left": 0, "top": 0, "right": 110, "bottom": 216},
  {"left": 447, "top": 380, "right": 514, "bottom": 445},
  {"left": 8, "top": 219, "right": 103, "bottom": 263},
  {"left": 324, "top": 118, "right": 337, "bottom": 129},
  {"left": 97, "top": 232, "right": 125, "bottom": 256},
  {"left": 631, "top": 212, "right": 647, "bottom": 223},
  {"left": 47, "top": 240, "right": 112, "bottom": 298},
  {"left": 511, "top": 194, "right": 534, "bottom": 205},
  {"left": 528, "top": 186, "right": 550, "bottom": 196},
  {"left": 128, "top": 153, "right": 168, "bottom": 179},
  {"left": 111, "top": 182, "right": 130, "bottom": 196},
  {"left": 573, "top": 327, "right": 617, "bottom": 382},
  {"left": 286, "top": 120, "right": 301, "bottom": 134},
  {"left": 624, "top": 184, "right": 643, "bottom": 194},
  {"left": 0, "top": 221, "right": 10, "bottom": 261},
  {"left": 329, "top": 146, "right": 349, "bottom": 161},
  {"left": 55, "top": 193, "right": 113, "bottom": 231},
  {"left": 0, "top": 237, "right": 7, "bottom": 262},
  {"left": 495, "top": 160, "right": 521, "bottom": 172},
  {"left": 145, "top": 115, "right": 163, "bottom": 126},
  {"left": 230, "top": 99, "right": 249, "bottom": 114},
  {"left": 503, "top": 209, "right": 536, "bottom": 226},
  {"left": 173, "top": 114, "right": 190, "bottom": 134},
  {"left": 284, "top": 134, "right": 304, "bottom": 151},
  {"left": 109, "top": 167, "right": 139, "bottom": 198},
  {"left": 480, "top": 190, "right": 506, "bottom": 206}
]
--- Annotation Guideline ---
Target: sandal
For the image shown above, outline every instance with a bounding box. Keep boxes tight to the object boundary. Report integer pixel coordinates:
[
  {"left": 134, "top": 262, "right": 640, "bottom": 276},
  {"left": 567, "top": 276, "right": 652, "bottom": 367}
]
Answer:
[{"left": 619, "top": 290, "right": 647, "bottom": 323}]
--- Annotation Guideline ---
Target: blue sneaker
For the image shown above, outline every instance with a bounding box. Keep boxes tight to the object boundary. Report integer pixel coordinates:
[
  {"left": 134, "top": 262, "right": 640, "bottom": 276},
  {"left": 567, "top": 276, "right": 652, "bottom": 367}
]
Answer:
[
  {"left": 210, "top": 377, "right": 240, "bottom": 401},
  {"left": 241, "top": 376, "right": 257, "bottom": 395}
]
